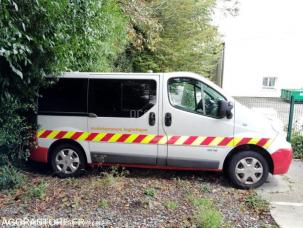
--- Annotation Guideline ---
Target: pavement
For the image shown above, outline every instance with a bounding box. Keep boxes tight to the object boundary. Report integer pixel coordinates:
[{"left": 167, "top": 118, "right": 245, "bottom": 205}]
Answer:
[{"left": 257, "top": 160, "right": 303, "bottom": 228}]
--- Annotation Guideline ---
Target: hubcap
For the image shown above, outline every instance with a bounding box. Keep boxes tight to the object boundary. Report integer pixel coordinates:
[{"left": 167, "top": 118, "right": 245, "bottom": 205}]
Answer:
[
  {"left": 55, "top": 149, "right": 80, "bottom": 174},
  {"left": 235, "top": 157, "right": 263, "bottom": 185}
]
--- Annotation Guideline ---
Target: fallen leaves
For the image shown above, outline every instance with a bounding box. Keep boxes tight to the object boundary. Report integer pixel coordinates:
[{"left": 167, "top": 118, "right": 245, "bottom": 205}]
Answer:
[{"left": 0, "top": 168, "right": 276, "bottom": 227}]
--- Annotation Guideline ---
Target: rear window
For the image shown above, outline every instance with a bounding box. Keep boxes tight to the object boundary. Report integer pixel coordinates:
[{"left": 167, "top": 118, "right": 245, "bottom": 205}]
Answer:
[{"left": 38, "top": 78, "right": 88, "bottom": 114}]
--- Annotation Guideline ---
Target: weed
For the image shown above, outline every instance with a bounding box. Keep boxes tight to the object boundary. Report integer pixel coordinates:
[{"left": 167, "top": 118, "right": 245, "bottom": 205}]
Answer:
[
  {"left": 201, "top": 184, "right": 211, "bottom": 193},
  {"left": 165, "top": 200, "right": 178, "bottom": 210},
  {"left": 245, "top": 192, "right": 269, "bottom": 214},
  {"left": 186, "top": 194, "right": 212, "bottom": 208},
  {"left": 185, "top": 193, "right": 194, "bottom": 201},
  {"left": 142, "top": 199, "right": 150, "bottom": 209},
  {"left": 26, "top": 180, "right": 48, "bottom": 200},
  {"left": 191, "top": 198, "right": 213, "bottom": 208},
  {"left": 194, "top": 207, "right": 223, "bottom": 228},
  {"left": 103, "top": 172, "right": 116, "bottom": 186},
  {"left": 144, "top": 187, "right": 156, "bottom": 197},
  {"left": 94, "top": 166, "right": 128, "bottom": 188},
  {"left": 108, "top": 166, "right": 129, "bottom": 177},
  {"left": 175, "top": 177, "right": 188, "bottom": 188},
  {"left": 99, "top": 199, "right": 108, "bottom": 208},
  {"left": 71, "top": 196, "right": 81, "bottom": 209},
  {"left": 188, "top": 196, "right": 224, "bottom": 228}
]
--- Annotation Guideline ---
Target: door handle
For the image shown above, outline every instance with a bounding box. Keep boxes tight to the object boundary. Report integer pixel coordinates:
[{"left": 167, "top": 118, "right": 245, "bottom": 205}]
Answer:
[
  {"left": 149, "top": 112, "right": 156, "bottom": 126},
  {"left": 88, "top": 113, "right": 98, "bottom": 118},
  {"left": 165, "top": 113, "right": 172, "bottom": 126}
]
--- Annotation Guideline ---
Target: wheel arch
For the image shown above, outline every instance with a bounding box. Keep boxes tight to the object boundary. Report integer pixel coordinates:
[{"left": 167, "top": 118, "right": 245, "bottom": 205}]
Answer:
[
  {"left": 223, "top": 144, "right": 274, "bottom": 174},
  {"left": 48, "top": 139, "right": 88, "bottom": 165}
]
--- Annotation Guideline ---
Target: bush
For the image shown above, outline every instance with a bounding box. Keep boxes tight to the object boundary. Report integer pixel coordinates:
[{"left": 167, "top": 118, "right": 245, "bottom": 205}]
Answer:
[
  {"left": 291, "top": 132, "right": 303, "bottom": 159},
  {"left": 0, "top": 0, "right": 128, "bottom": 173},
  {"left": 0, "top": 97, "right": 33, "bottom": 166},
  {"left": 0, "top": 165, "right": 25, "bottom": 191}
]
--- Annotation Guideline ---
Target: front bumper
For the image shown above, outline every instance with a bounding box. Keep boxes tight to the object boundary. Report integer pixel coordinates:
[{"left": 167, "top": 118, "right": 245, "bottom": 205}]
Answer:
[{"left": 271, "top": 148, "right": 293, "bottom": 175}]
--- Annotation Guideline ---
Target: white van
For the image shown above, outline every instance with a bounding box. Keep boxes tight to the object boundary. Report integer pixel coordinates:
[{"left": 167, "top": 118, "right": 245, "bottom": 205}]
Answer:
[{"left": 30, "top": 72, "right": 292, "bottom": 189}]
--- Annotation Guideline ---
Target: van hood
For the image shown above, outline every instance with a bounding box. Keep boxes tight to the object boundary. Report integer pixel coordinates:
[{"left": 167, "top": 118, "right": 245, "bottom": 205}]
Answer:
[{"left": 233, "top": 100, "right": 280, "bottom": 138}]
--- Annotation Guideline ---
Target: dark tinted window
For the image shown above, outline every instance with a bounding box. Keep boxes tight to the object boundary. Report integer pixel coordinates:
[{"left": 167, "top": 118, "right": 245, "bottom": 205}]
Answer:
[
  {"left": 38, "top": 78, "right": 88, "bottom": 114},
  {"left": 89, "top": 79, "right": 156, "bottom": 118}
]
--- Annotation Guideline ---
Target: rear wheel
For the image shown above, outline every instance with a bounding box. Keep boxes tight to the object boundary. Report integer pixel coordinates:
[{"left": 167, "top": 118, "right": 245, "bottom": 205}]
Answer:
[
  {"left": 50, "top": 143, "right": 86, "bottom": 177},
  {"left": 227, "top": 151, "right": 269, "bottom": 189}
]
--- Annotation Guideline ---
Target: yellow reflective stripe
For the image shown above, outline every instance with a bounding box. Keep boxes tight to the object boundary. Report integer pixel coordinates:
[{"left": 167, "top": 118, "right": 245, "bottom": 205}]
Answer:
[
  {"left": 192, "top": 136, "right": 206, "bottom": 146},
  {"left": 62, "top": 131, "right": 75, "bottom": 139},
  {"left": 263, "top": 139, "right": 272, "bottom": 149},
  {"left": 158, "top": 136, "right": 168, "bottom": 144},
  {"left": 37, "top": 129, "right": 46, "bottom": 138},
  {"left": 47, "top": 130, "right": 60, "bottom": 139},
  {"left": 77, "top": 132, "right": 89, "bottom": 141},
  {"left": 108, "top": 133, "right": 122, "bottom": 143},
  {"left": 124, "top": 134, "right": 138, "bottom": 143},
  {"left": 232, "top": 137, "right": 242, "bottom": 146},
  {"left": 92, "top": 133, "right": 106, "bottom": 142},
  {"left": 248, "top": 138, "right": 259, "bottom": 145},
  {"left": 141, "top": 134, "right": 156, "bottom": 144},
  {"left": 209, "top": 137, "right": 224, "bottom": 146},
  {"left": 175, "top": 136, "right": 188, "bottom": 145}
]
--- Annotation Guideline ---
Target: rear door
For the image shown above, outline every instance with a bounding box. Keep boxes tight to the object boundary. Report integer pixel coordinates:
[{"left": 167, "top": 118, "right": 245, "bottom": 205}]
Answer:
[
  {"left": 162, "top": 75, "right": 234, "bottom": 169},
  {"left": 87, "top": 74, "right": 160, "bottom": 165}
]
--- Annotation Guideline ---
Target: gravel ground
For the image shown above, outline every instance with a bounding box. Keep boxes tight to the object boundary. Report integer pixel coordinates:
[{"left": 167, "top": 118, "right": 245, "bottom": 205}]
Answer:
[{"left": 0, "top": 164, "right": 276, "bottom": 227}]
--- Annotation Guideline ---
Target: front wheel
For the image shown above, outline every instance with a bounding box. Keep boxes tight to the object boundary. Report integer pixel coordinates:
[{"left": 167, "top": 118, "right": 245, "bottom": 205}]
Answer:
[
  {"left": 50, "top": 143, "right": 86, "bottom": 177},
  {"left": 227, "top": 151, "right": 269, "bottom": 189}
]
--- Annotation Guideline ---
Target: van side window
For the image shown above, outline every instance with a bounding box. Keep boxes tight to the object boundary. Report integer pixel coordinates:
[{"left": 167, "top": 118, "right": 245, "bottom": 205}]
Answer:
[
  {"left": 38, "top": 78, "right": 88, "bottom": 114},
  {"left": 168, "top": 77, "right": 225, "bottom": 118},
  {"left": 168, "top": 78, "right": 202, "bottom": 113},
  {"left": 89, "top": 79, "right": 156, "bottom": 118}
]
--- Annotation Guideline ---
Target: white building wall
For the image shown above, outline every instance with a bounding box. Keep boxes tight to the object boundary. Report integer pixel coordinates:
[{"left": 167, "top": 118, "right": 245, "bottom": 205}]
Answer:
[{"left": 217, "top": 0, "right": 303, "bottom": 97}]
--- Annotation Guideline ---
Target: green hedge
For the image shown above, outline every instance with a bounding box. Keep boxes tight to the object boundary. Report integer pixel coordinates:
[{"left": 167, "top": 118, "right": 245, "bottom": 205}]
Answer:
[
  {"left": 0, "top": 0, "right": 128, "bottom": 189},
  {"left": 0, "top": 0, "right": 127, "bottom": 161},
  {"left": 291, "top": 132, "right": 303, "bottom": 159}
]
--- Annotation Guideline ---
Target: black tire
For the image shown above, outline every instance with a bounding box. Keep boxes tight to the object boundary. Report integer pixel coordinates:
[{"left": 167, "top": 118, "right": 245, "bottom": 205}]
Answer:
[
  {"left": 50, "top": 143, "right": 86, "bottom": 178},
  {"left": 227, "top": 151, "right": 269, "bottom": 189}
]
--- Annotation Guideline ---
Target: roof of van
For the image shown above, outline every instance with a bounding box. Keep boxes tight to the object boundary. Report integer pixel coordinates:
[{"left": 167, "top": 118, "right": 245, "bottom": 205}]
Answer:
[{"left": 53, "top": 71, "right": 198, "bottom": 78}]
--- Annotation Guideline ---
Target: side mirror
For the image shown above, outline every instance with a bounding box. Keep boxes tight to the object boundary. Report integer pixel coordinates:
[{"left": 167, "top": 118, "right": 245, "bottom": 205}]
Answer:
[{"left": 218, "top": 100, "right": 233, "bottom": 119}]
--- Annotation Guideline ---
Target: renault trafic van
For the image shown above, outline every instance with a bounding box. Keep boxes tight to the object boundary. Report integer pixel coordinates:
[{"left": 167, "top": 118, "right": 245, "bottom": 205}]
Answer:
[{"left": 30, "top": 72, "right": 292, "bottom": 189}]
